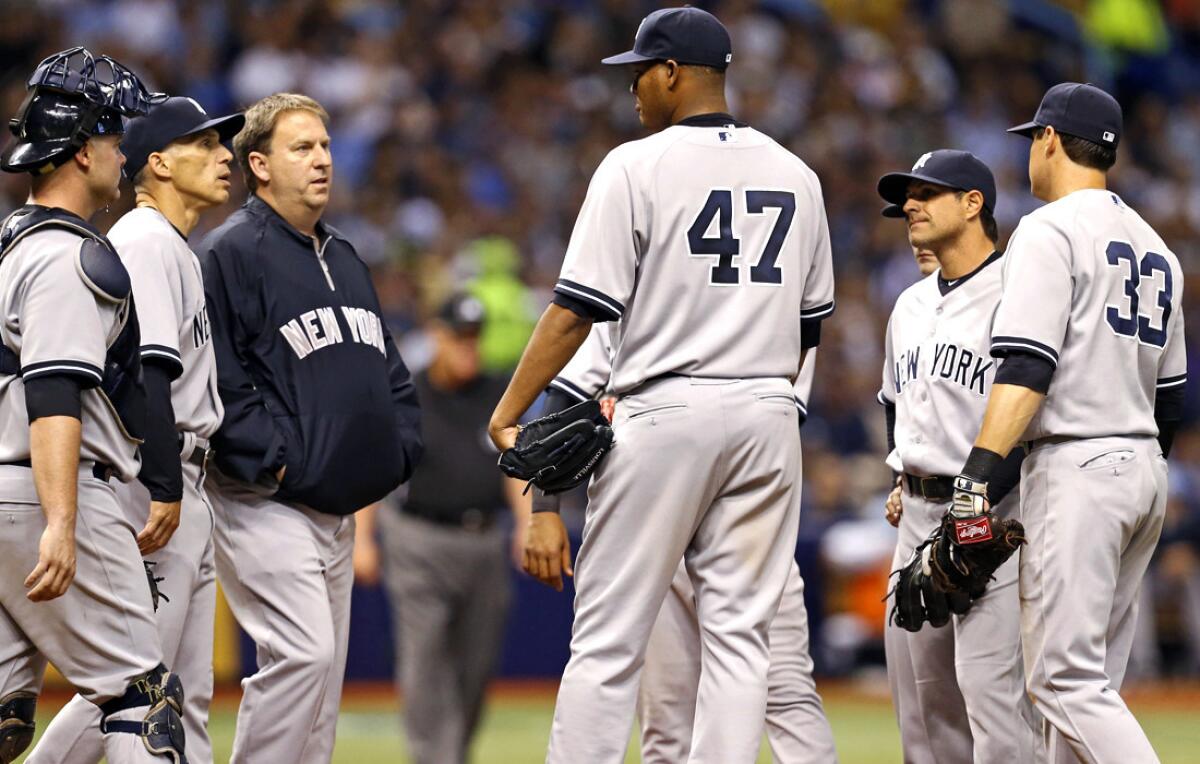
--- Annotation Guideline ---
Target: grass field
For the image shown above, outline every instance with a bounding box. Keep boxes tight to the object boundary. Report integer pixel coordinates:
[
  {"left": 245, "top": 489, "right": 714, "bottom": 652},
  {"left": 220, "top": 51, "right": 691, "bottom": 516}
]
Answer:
[{"left": 20, "top": 680, "right": 1200, "bottom": 762}]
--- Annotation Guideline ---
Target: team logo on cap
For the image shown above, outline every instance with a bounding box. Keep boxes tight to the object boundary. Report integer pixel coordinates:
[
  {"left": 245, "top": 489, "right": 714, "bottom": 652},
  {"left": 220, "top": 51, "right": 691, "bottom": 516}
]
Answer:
[
  {"left": 1102, "top": 131, "right": 1115, "bottom": 143},
  {"left": 912, "top": 152, "right": 933, "bottom": 171}
]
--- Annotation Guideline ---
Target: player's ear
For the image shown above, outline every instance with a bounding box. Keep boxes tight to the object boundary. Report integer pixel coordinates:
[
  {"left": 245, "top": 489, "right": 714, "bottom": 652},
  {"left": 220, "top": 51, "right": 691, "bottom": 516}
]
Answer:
[
  {"left": 663, "top": 59, "right": 680, "bottom": 90},
  {"left": 248, "top": 151, "right": 270, "bottom": 187},
  {"left": 1043, "top": 126, "right": 1058, "bottom": 158},
  {"left": 146, "top": 151, "right": 171, "bottom": 181},
  {"left": 963, "top": 189, "right": 984, "bottom": 219}
]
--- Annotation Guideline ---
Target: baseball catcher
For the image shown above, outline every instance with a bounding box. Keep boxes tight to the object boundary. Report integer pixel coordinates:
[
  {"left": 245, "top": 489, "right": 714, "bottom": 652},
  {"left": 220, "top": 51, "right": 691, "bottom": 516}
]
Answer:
[{"left": 498, "top": 399, "right": 614, "bottom": 494}]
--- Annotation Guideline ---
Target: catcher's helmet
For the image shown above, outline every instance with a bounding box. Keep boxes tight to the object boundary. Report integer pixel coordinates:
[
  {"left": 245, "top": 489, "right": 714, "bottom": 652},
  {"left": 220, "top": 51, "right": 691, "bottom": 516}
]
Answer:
[{"left": 1, "top": 47, "right": 166, "bottom": 175}]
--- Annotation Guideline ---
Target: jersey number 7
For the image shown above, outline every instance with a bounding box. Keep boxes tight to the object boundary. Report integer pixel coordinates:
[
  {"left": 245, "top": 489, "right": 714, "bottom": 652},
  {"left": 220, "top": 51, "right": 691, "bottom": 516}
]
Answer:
[
  {"left": 1104, "top": 241, "right": 1172, "bottom": 348},
  {"left": 687, "top": 189, "right": 795, "bottom": 286}
]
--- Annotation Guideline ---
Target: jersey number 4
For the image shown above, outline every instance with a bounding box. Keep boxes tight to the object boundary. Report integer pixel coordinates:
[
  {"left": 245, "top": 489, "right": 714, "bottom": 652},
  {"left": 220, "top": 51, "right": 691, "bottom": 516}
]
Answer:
[
  {"left": 686, "top": 189, "right": 795, "bottom": 285},
  {"left": 1105, "top": 241, "right": 1172, "bottom": 348}
]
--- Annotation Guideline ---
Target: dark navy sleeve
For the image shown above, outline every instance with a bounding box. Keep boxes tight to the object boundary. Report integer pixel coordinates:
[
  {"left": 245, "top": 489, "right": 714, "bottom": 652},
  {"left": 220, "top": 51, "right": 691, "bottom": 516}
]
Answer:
[
  {"left": 384, "top": 327, "right": 423, "bottom": 484},
  {"left": 199, "top": 235, "right": 290, "bottom": 488},
  {"left": 137, "top": 360, "right": 183, "bottom": 502}
]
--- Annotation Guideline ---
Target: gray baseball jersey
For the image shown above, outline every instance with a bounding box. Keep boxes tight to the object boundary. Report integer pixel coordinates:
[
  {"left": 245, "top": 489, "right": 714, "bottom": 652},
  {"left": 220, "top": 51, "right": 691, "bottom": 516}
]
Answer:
[
  {"left": 555, "top": 123, "right": 834, "bottom": 394},
  {"left": 28, "top": 206, "right": 224, "bottom": 764},
  {"left": 879, "top": 253, "right": 1003, "bottom": 478},
  {"left": 879, "top": 252, "right": 1041, "bottom": 762},
  {"left": 0, "top": 227, "right": 140, "bottom": 479},
  {"left": 990, "top": 189, "right": 1183, "bottom": 762},
  {"left": 108, "top": 207, "right": 223, "bottom": 438},
  {"left": 990, "top": 190, "right": 1186, "bottom": 440}
]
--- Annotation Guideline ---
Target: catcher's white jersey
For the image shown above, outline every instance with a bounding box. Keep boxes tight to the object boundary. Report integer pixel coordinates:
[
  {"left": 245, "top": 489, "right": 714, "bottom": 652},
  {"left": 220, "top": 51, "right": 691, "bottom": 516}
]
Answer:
[
  {"left": 555, "top": 123, "right": 834, "bottom": 394},
  {"left": 108, "top": 207, "right": 223, "bottom": 439},
  {"left": 991, "top": 190, "right": 1186, "bottom": 441},
  {"left": 880, "top": 253, "right": 1004, "bottom": 477}
]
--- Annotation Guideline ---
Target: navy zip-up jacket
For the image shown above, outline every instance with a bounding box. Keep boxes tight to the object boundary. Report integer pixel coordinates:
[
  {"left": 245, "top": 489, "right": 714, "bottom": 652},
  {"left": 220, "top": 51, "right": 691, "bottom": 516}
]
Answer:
[{"left": 198, "top": 195, "right": 422, "bottom": 515}]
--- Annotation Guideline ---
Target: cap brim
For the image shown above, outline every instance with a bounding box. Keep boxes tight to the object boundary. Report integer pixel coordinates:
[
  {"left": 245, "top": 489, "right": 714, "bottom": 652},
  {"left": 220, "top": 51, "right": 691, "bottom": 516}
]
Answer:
[
  {"left": 881, "top": 204, "right": 905, "bottom": 219},
  {"left": 601, "top": 50, "right": 656, "bottom": 65},
  {"left": 877, "top": 171, "right": 967, "bottom": 208},
  {"left": 182, "top": 112, "right": 246, "bottom": 144},
  {"left": 1006, "top": 120, "right": 1040, "bottom": 138}
]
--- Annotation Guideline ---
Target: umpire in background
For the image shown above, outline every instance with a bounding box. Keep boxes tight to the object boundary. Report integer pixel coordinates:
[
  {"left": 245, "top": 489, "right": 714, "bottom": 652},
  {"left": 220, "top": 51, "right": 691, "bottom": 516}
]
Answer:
[
  {"left": 358, "top": 293, "right": 531, "bottom": 764},
  {"left": 198, "top": 92, "right": 423, "bottom": 764}
]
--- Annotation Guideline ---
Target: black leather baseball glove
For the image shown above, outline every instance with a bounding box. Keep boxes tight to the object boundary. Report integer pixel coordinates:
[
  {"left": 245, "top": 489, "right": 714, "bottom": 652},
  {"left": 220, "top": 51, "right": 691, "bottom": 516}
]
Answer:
[
  {"left": 889, "top": 540, "right": 974, "bottom": 632},
  {"left": 498, "top": 399, "right": 614, "bottom": 494},
  {"left": 926, "top": 509, "right": 1025, "bottom": 597}
]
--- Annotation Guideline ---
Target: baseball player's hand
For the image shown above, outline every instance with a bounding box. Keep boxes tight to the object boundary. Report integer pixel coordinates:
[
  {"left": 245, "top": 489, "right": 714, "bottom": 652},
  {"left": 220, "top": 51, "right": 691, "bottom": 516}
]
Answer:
[
  {"left": 138, "top": 500, "right": 182, "bottom": 555},
  {"left": 26, "top": 521, "right": 76, "bottom": 601},
  {"left": 353, "top": 536, "right": 382, "bottom": 586},
  {"left": 523, "top": 512, "right": 573, "bottom": 591},
  {"left": 489, "top": 421, "right": 520, "bottom": 452},
  {"left": 885, "top": 479, "right": 903, "bottom": 527}
]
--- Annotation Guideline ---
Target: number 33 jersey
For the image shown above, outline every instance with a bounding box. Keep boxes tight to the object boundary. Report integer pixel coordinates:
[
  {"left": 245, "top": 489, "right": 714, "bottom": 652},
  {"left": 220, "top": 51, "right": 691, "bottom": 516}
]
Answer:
[
  {"left": 555, "top": 121, "right": 834, "bottom": 395},
  {"left": 991, "top": 189, "right": 1186, "bottom": 441}
]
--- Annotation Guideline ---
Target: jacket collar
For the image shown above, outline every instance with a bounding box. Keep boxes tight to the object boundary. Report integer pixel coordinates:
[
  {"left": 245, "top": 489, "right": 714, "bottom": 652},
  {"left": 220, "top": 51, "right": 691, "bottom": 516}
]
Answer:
[{"left": 245, "top": 194, "right": 347, "bottom": 245}]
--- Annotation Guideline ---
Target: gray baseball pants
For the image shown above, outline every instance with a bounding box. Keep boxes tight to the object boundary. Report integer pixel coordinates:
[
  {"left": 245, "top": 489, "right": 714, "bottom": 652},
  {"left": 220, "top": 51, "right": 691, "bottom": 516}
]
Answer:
[
  {"left": 0, "top": 464, "right": 167, "bottom": 763},
  {"left": 1019, "top": 435, "right": 1166, "bottom": 764},
  {"left": 884, "top": 490, "right": 1040, "bottom": 764},
  {"left": 546, "top": 375, "right": 802, "bottom": 764},
  {"left": 208, "top": 478, "right": 355, "bottom": 764},
  {"left": 27, "top": 459, "right": 216, "bottom": 764},
  {"left": 378, "top": 508, "right": 511, "bottom": 764},
  {"left": 638, "top": 557, "right": 837, "bottom": 763}
]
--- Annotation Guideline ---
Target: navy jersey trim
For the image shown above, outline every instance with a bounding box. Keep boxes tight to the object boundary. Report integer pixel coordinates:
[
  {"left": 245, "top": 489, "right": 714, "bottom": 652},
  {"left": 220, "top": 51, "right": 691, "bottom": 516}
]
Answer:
[
  {"left": 794, "top": 396, "right": 808, "bottom": 416},
  {"left": 21, "top": 359, "right": 104, "bottom": 384},
  {"left": 800, "top": 300, "right": 835, "bottom": 321},
  {"left": 140, "top": 345, "right": 184, "bottom": 380},
  {"left": 1157, "top": 373, "right": 1187, "bottom": 389},
  {"left": 549, "top": 377, "right": 592, "bottom": 402},
  {"left": 876, "top": 390, "right": 894, "bottom": 406},
  {"left": 937, "top": 250, "right": 1002, "bottom": 296},
  {"left": 554, "top": 279, "right": 623, "bottom": 320},
  {"left": 990, "top": 336, "right": 1059, "bottom": 367}
]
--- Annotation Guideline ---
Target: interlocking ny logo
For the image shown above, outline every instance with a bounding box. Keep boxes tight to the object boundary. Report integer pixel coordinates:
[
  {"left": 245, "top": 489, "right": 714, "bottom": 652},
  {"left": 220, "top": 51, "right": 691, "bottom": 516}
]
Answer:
[{"left": 912, "top": 152, "right": 933, "bottom": 171}]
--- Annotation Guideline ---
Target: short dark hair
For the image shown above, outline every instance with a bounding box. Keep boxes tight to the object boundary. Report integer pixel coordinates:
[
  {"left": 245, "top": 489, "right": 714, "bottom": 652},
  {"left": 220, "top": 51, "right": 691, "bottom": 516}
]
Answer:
[
  {"left": 954, "top": 190, "right": 1000, "bottom": 243},
  {"left": 1033, "top": 126, "right": 1116, "bottom": 171}
]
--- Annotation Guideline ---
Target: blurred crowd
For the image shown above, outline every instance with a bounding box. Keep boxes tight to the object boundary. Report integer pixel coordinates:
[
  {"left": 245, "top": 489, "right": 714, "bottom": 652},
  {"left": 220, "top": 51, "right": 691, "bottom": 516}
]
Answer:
[{"left": 2, "top": 0, "right": 1198, "bottom": 678}]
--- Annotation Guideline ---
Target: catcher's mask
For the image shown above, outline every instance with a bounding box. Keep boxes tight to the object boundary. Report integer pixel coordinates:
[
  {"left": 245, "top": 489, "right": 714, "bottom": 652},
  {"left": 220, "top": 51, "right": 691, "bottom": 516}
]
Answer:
[{"left": 1, "top": 47, "right": 167, "bottom": 175}]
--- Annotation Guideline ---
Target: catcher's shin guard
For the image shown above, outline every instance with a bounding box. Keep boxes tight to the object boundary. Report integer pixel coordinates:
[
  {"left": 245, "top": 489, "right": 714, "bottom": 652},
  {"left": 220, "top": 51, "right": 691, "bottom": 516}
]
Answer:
[
  {"left": 0, "top": 691, "right": 36, "bottom": 763},
  {"left": 100, "top": 664, "right": 187, "bottom": 763}
]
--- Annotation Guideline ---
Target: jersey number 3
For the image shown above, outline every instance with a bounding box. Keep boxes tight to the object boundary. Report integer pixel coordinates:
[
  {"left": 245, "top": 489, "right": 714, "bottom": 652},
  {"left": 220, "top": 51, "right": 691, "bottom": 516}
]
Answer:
[
  {"left": 1105, "top": 241, "right": 1172, "bottom": 348},
  {"left": 687, "top": 189, "right": 795, "bottom": 285}
]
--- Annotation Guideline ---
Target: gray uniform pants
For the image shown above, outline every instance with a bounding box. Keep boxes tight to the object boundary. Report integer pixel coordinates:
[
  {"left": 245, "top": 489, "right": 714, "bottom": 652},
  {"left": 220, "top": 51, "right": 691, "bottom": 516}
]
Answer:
[
  {"left": 547, "top": 376, "right": 802, "bottom": 764},
  {"left": 1019, "top": 436, "right": 1166, "bottom": 764},
  {"left": 208, "top": 478, "right": 356, "bottom": 764},
  {"left": 884, "top": 490, "right": 1040, "bottom": 764},
  {"left": 0, "top": 464, "right": 167, "bottom": 763},
  {"left": 638, "top": 558, "right": 837, "bottom": 763},
  {"left": 378, "top": 509, "right": 511, "bottom": 764},
  {"left": 28, "top": 460, "right": 217, "bottom": 764}
]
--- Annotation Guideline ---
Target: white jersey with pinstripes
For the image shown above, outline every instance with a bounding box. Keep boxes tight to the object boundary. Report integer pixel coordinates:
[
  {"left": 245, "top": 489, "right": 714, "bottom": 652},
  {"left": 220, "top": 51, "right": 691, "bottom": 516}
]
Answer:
[
  {"left": 108, "top": 207, "right": 223, "bottom": 439},
  {"left": 554, "top": 122, "right": 834, "bottom": 395},
  {"left": 990, "top": 190, "right": 1186, "bottom": 441}
]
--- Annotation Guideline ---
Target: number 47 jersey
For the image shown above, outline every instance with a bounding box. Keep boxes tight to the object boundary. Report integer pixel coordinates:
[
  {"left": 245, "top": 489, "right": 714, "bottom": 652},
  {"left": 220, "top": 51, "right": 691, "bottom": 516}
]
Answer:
[
  {"left": 555, "top": 120, "right": 834, "bottom": 395},
  {"left": 991, "top": 189, "right": 1186, "bottom": 441}
]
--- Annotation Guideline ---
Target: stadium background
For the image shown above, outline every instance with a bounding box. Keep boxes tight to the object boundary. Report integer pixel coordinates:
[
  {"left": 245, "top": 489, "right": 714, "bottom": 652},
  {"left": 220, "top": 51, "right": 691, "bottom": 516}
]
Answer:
[{"left": 4, "top": 0, "right": 1200, "bottom": 761}]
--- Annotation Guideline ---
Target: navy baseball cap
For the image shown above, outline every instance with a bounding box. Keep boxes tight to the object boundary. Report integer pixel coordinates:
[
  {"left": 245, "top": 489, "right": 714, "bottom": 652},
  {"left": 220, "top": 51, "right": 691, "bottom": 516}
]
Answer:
[
  {"left": 601, "top": 7, "right": 732, "bottom": 70},
  {"left": 877, "top": 150, "right": 997, "bottom": 219},
  {"left": 122, "top": 96, "right": 245, "bottom": 180},
  {"left": 1008, "top": 82, "right": 1122, "bottom": 148},
  {"left": 437, "top": 293, "right": 486, "bottom": 334}
]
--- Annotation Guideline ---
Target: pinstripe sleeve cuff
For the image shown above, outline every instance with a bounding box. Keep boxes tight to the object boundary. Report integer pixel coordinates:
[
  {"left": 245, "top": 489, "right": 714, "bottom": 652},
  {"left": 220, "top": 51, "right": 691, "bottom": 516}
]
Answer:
[
  {"left": 800, "top": 300, "right": 835, "bottom": 322},
  {"left": 876, "top": 390, "right": 894, "bottom": 406},
  {"left": 990, "top": 336, "right": 1060, "bottom": 368},
  {"left": 548, "top": 377, "right": 592, "bottom": 402},
  {"left": 21, "top": 359, "right": 103, "bottom": 385},
  {"left": 141, "top": 345, "right": 184, "bottom": 380},
  {"left": 1157, "top": 373, "right": 1187, "bottom": 389},
  {"left": 554, "top": 280, "right": 624, "bottom": 321},
  {"left": 794, "top": 397, "right": 808, "bottom": 417}
]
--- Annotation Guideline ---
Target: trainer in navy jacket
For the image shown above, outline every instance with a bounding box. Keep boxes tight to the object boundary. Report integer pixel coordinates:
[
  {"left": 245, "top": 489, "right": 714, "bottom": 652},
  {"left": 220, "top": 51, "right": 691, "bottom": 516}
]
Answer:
[{"left": 199, "top": 194, "right": 422, "bottom": 515}]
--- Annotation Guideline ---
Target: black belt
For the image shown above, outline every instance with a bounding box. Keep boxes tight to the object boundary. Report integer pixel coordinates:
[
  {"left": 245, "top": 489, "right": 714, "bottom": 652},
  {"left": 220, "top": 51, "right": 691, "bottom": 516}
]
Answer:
[
  {"left": 1, "top": 458, "right": 114, "bottom": 482},
  {"left": 903, "top": 473, "right": 955, "bottom": 501},
  {"left": 178, "top": 435, "right": 211, "bottom": 470},
  {"left": 402, "top": 505, "right": 496, "bottom": 532}
]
